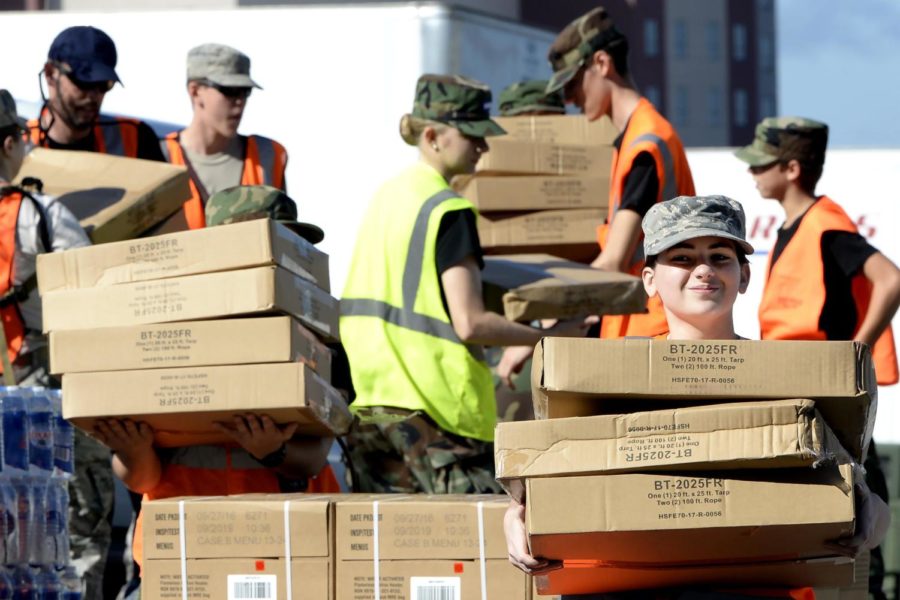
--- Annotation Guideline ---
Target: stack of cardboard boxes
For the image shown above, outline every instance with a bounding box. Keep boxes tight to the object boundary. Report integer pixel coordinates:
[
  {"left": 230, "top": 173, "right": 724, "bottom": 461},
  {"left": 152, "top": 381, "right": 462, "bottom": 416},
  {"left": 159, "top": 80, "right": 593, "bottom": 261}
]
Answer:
[
  {"left": 496, "top": 338, "right": 878, "bottom": 596},
  {"left": 36, "top": 218, "right": 350, "bottom": 447},
  {"left": 453, "top": 114, "right": 617, "bottom": 263}
]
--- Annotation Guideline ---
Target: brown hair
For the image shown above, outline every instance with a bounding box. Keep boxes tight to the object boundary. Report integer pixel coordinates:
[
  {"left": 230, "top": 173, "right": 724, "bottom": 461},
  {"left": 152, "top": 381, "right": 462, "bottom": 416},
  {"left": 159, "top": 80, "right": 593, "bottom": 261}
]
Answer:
[{"left": 398, "top": 113, "right": 447, "bottom": 146}]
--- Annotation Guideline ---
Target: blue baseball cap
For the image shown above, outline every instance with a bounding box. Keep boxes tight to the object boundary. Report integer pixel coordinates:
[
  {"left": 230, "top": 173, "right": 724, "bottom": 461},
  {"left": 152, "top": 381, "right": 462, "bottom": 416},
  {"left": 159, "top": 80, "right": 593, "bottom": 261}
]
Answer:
[{"left": 48, "top": 26, "right": 121, "bottom": 85}]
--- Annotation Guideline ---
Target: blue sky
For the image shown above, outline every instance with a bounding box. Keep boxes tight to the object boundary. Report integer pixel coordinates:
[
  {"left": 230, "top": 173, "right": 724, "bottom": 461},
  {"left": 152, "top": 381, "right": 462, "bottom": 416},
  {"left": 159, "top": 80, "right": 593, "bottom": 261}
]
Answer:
[{"left": 777, "top": 0, "right": 900, "bottom": 147}]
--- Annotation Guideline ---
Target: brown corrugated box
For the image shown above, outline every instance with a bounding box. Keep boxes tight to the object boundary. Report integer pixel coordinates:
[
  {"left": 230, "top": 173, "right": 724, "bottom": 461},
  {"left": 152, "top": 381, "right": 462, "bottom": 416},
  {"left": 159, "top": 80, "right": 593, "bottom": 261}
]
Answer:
[
  {"left": 456, "top": 174, "right": 608, "bottom": 211},
  {"left": 482, "top": 254, "right": 646, "bottom": 321},
  {"left": 334, "top": 495, "right": 528, "bottom": 600},
  {"left": 496, "top": 399, "right": 848, "bottom": 502},
  {"left": 478, "top": 209, "right": 603, "bottom": 263},
  {"left": 476, "top": 139, "right": 613, "bottom": 175},
  {"left": 62, "top": 362, "right": 352, "bottom": 446},
  {"left": 17, "top": 147, "right": 190, "bottom": 244},
  {"left": 37, "top": 218, "right": 330, "bottom": 294},
  {"left": 493, "top": 114, "right": 619, "bottom": 145},
  {"left": 532, "top": 338, "right": 877, "bottom": 461},
  {"left": 41, "top": 265, "right": 340, "bottom": 342},
  {"left": 536, "top": 556, "right": 856, "bottom": 596},
  {"left": 49, "top": 316, "right": 332, "bottom": 377},
  {"left": 526, "top": 464, "right": 855, "bottom": 564}
]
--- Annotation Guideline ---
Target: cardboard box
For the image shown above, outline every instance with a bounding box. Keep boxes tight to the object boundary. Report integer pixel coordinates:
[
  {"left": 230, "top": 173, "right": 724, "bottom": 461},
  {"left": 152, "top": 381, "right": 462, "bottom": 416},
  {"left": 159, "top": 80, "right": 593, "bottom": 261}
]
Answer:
[
  {"left": 478, "top": 209, "right": 603, "bottom": 263},
  {"left": 334, "top": 495, "right": 528, "bottom": 600},
  {"left": 62, "top": 362, "right": 352, "bottom": 446},
  {"left": 526, "top": 464, "right": 855, "bottom": 564},
  {"left": 37, "top": 218, "right": 330, "bottom": 294},
  {"left": 482, "top": 254, "right": 646, "bottom": 321},
  {"left": 496, "top": 399, "right": 847, "bottom": 502},
  {"left": 536, "top": 556, "right": 856, "bottom": 596},
  {"left": 142, "top": 494, "right": 334, "bottom": 600},
  {"left": 42, "top": 265, "right": 340, "bottom": 342},
  {"left": 456, "top": 174, "right": 608, "bottom": 211},
  {"left": 493, "top": 114, "right": 618, "bottom": 145},
  {"left": 476, "top": 139, "right": 613, "bottom": 176},
  {"left": 49, "top": 316, "right": 332, "bottom": 378},
  {"left": 17, "top": 147, "right": 190, "bottom": 244},
  {"left": 532, "top": 338, "right": 877, "bottom": 461},
  {"left": 140, "top": 207, "right": 189, "bottom": 237},
  {"left": 814, "top": 551, "right": 870, "bottom": 600}
]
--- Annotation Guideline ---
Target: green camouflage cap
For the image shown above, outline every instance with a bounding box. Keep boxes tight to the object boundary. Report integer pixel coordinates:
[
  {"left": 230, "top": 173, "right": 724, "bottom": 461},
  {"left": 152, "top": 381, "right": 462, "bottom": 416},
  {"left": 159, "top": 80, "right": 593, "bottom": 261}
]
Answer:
[
  {"left": 643, "top": 195, "right": 754, "bottom": 257},
  {"left": 498, "top": 80, "right": 565, "bottom": 116},
  {"left": 547, "top": 7, "right": 627, "bottom": 94},
  {"left": 409, "top": 74, "right": 505, "bottom": 139},
  {"left": 0, "top": 90, "right": 27, "bottom": 131},
  {"left": 187, "top": 43, "right": 261, "bottom": 89},
  {"left": 735, "top": 116, "right": 828, "bottom": 167},
  {"left": 205, "top": 185, "right": 324, "bottom": 244}
]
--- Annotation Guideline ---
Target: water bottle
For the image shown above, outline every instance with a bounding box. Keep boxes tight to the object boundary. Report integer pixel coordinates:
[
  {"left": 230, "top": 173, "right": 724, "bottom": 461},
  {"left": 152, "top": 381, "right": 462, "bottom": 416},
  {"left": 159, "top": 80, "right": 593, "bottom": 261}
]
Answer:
[
  {"left": 11, "top": 566, "right": 36, "bottom": 600},
  {"left": 42, "top": 481, "right": 68, "bottom": 569},
  {"left": 0, "top": 483, "right": 15, "bottom": 567},
  {"left": 59, "top": 567, "right": 80, "bottom": 600},
  {"left": 49, "top": 392, "right": 73, "bottom": 478},
  {"left": 1, "top": 389, "right": 29, "bottom": 475},
  {"left": 34, "top": 567, "right": 60, "bottom": 600},
  {"left": 25, "top": 480, "right": 46, "bottom": 568},
  {"left": 0, "top": 568, "right": 13, "bottom": 599},
  {"left": 27, "top": 391, "right": 53, "bottom": 475}
]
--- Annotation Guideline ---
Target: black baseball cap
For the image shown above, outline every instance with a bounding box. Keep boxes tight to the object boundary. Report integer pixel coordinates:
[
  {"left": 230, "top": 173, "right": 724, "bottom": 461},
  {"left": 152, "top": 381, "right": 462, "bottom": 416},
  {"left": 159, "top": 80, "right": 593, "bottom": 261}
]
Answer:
[{"left": 48, "top": 26, "right": 121, "bottom": 84}]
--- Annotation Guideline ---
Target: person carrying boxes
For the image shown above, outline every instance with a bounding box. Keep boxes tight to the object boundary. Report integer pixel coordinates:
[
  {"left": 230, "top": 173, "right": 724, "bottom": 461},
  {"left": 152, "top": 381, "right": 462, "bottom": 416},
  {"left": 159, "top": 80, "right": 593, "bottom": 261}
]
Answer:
[
  {"left": 502, "top": 195, "right": 891, "bottom": 598},
  {"left": 339, "top": 74, "right": 595, "bottom": 494},
  {"left": 736, "top": 116, "right": 900, "bottom": 599},
  {"left": 498, "top": 80, "right": 566, "bottom": 117}
]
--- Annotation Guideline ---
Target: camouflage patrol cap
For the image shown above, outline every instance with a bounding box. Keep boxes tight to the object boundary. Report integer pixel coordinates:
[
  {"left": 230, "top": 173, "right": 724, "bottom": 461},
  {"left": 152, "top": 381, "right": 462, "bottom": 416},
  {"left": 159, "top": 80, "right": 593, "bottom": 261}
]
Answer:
[
  {"left": 547, "top": 7, "right": 627, "bottom": 94},
  {"left": 0, "top": 90, "right": 27, "bottom": 131},
  {"left": 643, "top": 195, "right": 754, "bottom": 257},
  {"left": 408, "top": 74, "right": 505, "bottom": 140},
  {"left": 735, "top": 117, "right": 828, "bottom": 167},
  {"left": 205, "top": 185, "right": 324, "bottom": 244},
  {"left": 498, "top": 80, "right": 565, "bottom": 116},
  {"left": 187, "top": 43, "right": 261, "bottom": 89}
]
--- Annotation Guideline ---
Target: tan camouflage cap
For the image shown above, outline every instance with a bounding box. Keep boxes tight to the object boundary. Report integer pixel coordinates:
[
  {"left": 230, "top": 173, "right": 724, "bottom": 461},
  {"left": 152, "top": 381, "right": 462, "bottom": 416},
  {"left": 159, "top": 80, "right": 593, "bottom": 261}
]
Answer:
[
  {"left": 546, "top": 7, "right": 626, "bottom": 94},
  {"left": 205, "top": 185, "right": 324, "bottom": 244},
  {"left": 498, "top": 80, "right": 565, "bottom": 116},
  {"left": 0, "top": 90, "right": 27, "bottom": 131},
  {"left": 735, "top": 117, "right": 828, "bottom": 167},
  {"left": 409, "top": 74, "right": 505, "bottom": 139},
  {"left": 643, "top": 195, "right": 754, "bottom": 257},
  {"left": 187, "top": 43, "right": 261, "bottom": 89}
]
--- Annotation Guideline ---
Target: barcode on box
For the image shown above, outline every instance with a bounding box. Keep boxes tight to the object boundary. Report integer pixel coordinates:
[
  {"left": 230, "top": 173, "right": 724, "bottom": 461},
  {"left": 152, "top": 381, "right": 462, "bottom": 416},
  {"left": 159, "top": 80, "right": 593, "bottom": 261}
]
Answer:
[
  {"left": 227, "top": 574, "right": 277, "bottom": 600},
  {"left": 410, "top": 576, "right": 461, "bottom": 600}
]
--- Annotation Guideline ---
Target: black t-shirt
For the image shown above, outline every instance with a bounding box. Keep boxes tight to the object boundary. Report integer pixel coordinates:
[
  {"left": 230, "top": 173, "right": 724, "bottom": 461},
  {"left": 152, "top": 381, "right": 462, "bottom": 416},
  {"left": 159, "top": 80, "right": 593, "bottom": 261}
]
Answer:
[
  {"left": 39, "top": 119, "right": 166, "bottom": 162},
  {"left": 435, "top": 208, "right": 483, "bottom": 316},
  {"left": 612, "top": 127, "right": 660, "bottom": 218},
  {"left": 770, "top": 203, "right": 878, "bottom": 340}
]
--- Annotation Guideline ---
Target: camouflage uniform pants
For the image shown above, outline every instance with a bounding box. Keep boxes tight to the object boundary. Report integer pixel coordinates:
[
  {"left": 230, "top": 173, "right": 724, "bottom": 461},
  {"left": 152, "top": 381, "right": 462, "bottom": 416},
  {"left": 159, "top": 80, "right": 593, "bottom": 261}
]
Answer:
[
  {"left": 69, "top": 429, "right": 114, "bottom": 600},
  {"left": 346, "top": 407, "right": 502, "bottom": 494}
]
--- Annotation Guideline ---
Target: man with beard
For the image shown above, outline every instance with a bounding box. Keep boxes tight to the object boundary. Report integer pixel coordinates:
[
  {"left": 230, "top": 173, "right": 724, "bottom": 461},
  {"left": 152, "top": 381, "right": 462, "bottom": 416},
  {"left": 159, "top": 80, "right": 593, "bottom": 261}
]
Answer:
[{"left": 27, "top": 26, "right": 164, "bottom": 161}]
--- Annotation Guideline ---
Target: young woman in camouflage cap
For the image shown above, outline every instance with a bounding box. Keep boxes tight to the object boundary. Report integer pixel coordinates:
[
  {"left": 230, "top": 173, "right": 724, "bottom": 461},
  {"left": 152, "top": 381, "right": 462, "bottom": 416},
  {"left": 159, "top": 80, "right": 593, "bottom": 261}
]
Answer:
[{"left": 340, "top": 74, "right": 594, "bottom": 494}]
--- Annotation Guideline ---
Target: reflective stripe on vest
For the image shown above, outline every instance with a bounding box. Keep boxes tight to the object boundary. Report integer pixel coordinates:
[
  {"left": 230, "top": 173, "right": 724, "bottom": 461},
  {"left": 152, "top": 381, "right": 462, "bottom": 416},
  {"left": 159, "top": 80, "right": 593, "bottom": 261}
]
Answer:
[
  {"left": 97, "top": 123, "right": 125, "bottom": 155},
  {"left": 253, "top": 137, "right": 277, "bottom": 186},
  {"left": 26, "top": 109, "right": 139, "bottom": 157},
  {"left": 609, "top": 132, "right": 678, "bottom": 224}
]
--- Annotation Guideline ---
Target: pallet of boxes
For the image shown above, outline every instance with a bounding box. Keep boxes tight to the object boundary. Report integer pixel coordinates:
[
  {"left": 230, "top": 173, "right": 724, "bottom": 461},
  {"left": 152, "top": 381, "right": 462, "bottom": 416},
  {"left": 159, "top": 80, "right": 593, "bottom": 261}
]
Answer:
[{"left": 496, "top": 338, "right": 877, "bottom": 599}]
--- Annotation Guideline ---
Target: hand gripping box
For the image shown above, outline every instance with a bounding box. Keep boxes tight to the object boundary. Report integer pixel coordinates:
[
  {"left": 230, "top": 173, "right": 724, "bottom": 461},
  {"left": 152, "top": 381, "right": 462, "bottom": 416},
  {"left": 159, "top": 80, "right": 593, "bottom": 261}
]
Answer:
[
  {"left": 495, "top": 399, "right": 848, "bottom": 502},
  {"left": 531, "top": 338, "right": 877, "bottom": 462},
  {"left": 62, "top": 362, "right": 352, "bottom": 447},
  {"left": 141, "top": 494, "right": 335, "bottom": 600},
  {"left": 334, "top": 495, "right": 529, "bottom": 600},
  {"left": 49, "top": 316, "right": 332, "bottom": 377},
  {"left": 37, "top": 218, "right": 330, "bottom": 294},
  {"left": 41, "top": 265, "right": 339, "bottom": 342},
  {"left": 456, "top": 174, "right": 609, "bottom": 212}
]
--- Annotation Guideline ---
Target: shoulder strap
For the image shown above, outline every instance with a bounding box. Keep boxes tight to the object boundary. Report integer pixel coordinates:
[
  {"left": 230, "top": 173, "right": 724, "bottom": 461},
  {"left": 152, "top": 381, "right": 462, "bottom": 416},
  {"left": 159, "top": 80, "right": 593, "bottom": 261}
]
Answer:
[{"left": 174, "top": 133, "right": 211, "bottom": 205}]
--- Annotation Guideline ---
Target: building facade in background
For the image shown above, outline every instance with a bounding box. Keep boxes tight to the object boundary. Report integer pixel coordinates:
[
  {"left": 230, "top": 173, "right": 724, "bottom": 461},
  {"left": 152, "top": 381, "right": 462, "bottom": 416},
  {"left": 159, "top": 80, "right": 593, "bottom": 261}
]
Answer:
[{"left": 5, "top": 0, "right": 775, "bottom": 147}]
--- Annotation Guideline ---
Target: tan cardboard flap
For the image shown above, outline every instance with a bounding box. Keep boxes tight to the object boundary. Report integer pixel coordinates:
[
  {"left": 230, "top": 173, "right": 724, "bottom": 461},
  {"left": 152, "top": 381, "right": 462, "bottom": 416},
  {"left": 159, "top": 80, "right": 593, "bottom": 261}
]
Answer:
[
  {"left": 62, "top": 362, "right": 352, "bottom": 445},
  {"left": 476, "top": 140, "right": 613, "bottom": 176},
  {"left": 42, "top": 265, "right": 339, "bottom": 341},
  {"left": 49, "top": 316, "right": 332, "bottom": 378},
  {"left": 17, "top": 147, "right": 190, "bottom": 244},
  {"left": 493, "top": 114, "right": 618, "bottom": 145},
  {"left": 482, "top": 254, "right": 646, "bottom": 321},
  {"left": 479, "top": 209, "right": 604, "bottom": 263},
  {"left": 37, "top": 218, "right": 330, "bottom": 293},
  {"left": 456, "top": 174, "right": 609, "bottom": 211},
  {"left": 532, "top": 338, "right": 876, "bottom": 461},
  {"left": 526, "top": 464, "right": 855, "bottom": 564},
  {"left": 496, "top": 399, "right": 847, "bottom": 502}
]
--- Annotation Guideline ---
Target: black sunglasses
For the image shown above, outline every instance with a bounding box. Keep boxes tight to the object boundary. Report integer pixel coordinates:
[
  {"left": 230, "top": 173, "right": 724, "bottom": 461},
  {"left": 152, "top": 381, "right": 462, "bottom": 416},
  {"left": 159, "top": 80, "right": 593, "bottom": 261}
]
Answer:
[
  {"left": 199, "top": 80, "right": 252, "bottom": 100},
  {"left": 64, "top": 72, "right": 115, "bottom": 94}
]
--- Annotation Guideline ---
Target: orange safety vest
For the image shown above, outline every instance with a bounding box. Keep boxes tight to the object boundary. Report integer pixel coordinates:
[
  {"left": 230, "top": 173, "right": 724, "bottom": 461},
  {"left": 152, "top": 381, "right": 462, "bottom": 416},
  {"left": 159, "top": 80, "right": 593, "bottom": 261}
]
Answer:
[
  {"left": 132, "top": 444, "right": 341, "bottom": 567},
  {"left": 598, "top": 98, "right": 695, "bottom": 339},
  {"left": 161, "top": 132, "right": 288, "bottom": 230},
  {"left": 27, "top": 108, "right": 141, "bottom": 157},
  {"left": 760, "top": 196, "right": 898, "bottom": 385},
  {"left": 0, "top": 190, "right": 26, "bottom": 372}
]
